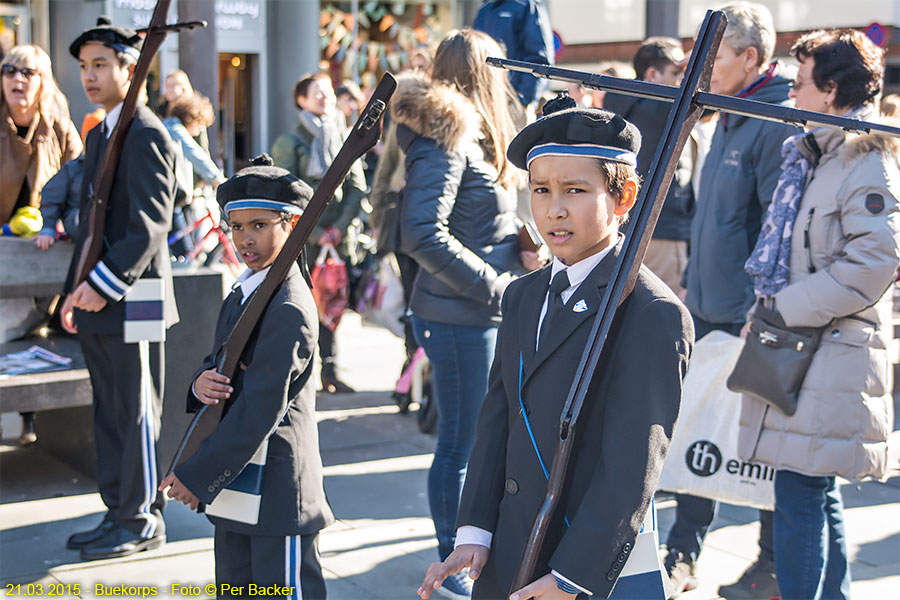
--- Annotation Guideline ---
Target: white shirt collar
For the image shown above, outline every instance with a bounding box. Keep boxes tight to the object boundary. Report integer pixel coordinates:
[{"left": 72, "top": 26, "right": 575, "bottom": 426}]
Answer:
[
  {"left": 548, "top": 236, "right": 619, "bottom": 299},
  {"left": 233, "top": 266, "right": 271, "bottom": 304},
  {"left": 103, "top": 102, "right": 124, "bottom": 139}
]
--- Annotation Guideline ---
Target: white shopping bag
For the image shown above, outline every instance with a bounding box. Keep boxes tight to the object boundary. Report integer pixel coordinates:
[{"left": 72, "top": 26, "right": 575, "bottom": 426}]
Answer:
[{"left": 657, "top": 331, "right": 775, "bottom": 511}]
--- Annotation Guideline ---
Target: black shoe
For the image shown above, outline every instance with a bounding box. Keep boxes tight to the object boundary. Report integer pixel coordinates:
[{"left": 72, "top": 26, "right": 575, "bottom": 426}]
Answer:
[
  {"left": 79, "top": 525, "right": 165, "bottom": 561},
  {"left": 321, "top": 374, "right": 355, "bottom": 394},
  {"left": 664, "top": 548, "right": 698, "bottom": 598},
  {"left": 67, "top": 520, "right": 116, "bottom": 550},
  {"left": 19, "top": 412, "right": 36, "bottom": 446},
  {"left": 718, "top": 559, "right": 778, "bottom": 599}
]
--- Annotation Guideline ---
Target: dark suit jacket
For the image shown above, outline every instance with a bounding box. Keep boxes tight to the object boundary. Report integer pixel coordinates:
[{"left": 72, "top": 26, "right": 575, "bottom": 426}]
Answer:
[
  {"left": 66, "top": 104, "right": 179, "bottom": 333},
  {"left": 176, "top": 264, "right": 335, "bottom": 537},
  {"left": 457, "top": 244, "right": 694, "bottom": 598}
]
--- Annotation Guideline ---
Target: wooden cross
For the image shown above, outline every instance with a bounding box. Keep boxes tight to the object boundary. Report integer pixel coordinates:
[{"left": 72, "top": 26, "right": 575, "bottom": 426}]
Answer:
[{"left": 491, "top": 9, "right": 900, "bottom": 593}]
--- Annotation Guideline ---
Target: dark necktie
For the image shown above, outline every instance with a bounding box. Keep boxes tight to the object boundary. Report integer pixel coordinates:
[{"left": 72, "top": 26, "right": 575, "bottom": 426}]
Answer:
[
  {"left": 221, "top": 286, "right": 245, "bottom": 332},
  {"left": 539, "top": 270, "right": 570, "bottom": 349}
]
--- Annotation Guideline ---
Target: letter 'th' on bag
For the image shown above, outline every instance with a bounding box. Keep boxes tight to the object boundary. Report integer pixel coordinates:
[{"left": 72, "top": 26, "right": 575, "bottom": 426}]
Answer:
[{"left": 726, "top": 300, "right": 824, "bottom": 416}]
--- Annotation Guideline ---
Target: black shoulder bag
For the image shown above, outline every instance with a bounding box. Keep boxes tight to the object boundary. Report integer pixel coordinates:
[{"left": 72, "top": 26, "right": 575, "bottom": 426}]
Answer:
[{"left": 726, "top": 299, "right": 825, "bottom": 416}]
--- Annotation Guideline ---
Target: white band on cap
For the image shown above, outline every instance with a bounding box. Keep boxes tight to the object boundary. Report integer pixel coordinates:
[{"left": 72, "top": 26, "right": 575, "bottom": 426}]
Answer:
[
  {"left": 223, "top": 199, "right": 304, "bottom": 215},
  {"left": 110, "top": 43, "right": 140, "bottom": 60},
  {"left": 526, "top": 143, "right": 638, "bottom": 168}
]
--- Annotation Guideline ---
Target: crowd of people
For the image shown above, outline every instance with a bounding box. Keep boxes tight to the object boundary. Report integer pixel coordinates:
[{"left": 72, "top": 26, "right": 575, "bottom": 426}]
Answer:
[{"left": 2, "top": 1, "right": 898, "bottom": 599}]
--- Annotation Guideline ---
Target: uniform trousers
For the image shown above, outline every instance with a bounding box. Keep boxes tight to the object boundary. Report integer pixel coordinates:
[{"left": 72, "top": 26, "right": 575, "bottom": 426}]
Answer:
[
  {"left": 214, "top": 529, "right": 326, "bottom": 599},
  {"left": 79, "top": 332, "right": 165, "bottom": 537}
]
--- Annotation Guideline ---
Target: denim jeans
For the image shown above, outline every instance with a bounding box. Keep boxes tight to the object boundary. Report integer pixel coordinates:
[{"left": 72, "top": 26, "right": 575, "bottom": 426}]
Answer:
[
  {"left": 412, "top": 316, "right": 498, "bottom": 560},
  {"left": 774, "top": 470, "right": 851, "bottom": 600}
]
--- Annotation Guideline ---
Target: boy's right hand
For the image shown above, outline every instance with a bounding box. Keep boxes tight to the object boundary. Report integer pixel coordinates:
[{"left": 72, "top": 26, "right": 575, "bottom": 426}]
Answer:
[
  {"left": 33, "top": 234, "right": 56, "bottom": 250},
  {"left": 193, "top": 369, "right": 232, "bottom": 404},
  {"left": 418, "top": 544, "right": 488, "bottom": 599}
]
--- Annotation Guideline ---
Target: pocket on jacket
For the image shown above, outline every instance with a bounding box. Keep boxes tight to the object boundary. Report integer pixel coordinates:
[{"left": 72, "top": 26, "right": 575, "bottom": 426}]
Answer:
[{"left": 813, "top": 319, "right": 878, "bottom": 394}]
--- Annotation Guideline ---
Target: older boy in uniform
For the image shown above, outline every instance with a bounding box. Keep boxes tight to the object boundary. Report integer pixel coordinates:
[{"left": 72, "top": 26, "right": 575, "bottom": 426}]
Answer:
[
  {"left": 418, "top": 99, "right": 694, "bottom": 599},
  {"left": 61, "top": 18, "right": 179, "bottom": 560},
  {"left": 160, "top": 155, "right": 333, "bottom": 599}
]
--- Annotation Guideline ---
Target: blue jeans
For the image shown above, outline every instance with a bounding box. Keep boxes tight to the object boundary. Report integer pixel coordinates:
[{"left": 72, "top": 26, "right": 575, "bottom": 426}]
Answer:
[
  {"left": 413, "top": 316, "right": 498, "bottom": 560},
  {"left": 774, "top": 470, "right": 851, "bottom": 600}
]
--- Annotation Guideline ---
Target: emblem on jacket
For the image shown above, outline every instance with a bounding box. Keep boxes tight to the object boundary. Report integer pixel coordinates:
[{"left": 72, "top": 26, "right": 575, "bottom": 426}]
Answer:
[{"left": 573, "top": 299, "right": 588, "bottom": 313}]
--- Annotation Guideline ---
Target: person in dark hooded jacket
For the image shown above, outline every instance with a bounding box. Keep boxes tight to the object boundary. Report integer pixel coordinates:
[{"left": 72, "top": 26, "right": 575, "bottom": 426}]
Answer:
[
  {"left": 604, "top": 36, "right": 694, "bottom": 295},
  {"left": 664, "top": 3, "right": 803, "bottom": 599}
]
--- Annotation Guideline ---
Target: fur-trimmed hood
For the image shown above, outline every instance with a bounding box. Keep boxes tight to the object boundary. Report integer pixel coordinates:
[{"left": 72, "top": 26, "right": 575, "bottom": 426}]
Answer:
[
  {"left": 844, "top": 116, "right": 900, "bottom": 160},
  {"left": 389, "top": 73, "right": 482, "bottom": 151}
]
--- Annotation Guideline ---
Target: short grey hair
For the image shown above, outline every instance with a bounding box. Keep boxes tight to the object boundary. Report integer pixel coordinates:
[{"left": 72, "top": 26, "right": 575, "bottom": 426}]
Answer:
[{"left": 719, "top": 1, "right": 776, "bottom": 66}]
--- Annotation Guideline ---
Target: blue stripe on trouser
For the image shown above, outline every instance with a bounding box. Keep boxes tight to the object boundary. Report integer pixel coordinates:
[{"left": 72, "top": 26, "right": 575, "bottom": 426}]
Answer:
[
  {"left": 137, "top": 340, "right": 158, "bottom": 537},
  {"left": 285, "top": 536, "right": 302, "bottom": 599}
]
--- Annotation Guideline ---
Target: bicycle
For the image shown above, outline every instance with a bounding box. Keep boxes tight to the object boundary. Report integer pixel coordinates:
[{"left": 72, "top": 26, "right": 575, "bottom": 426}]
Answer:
[{"left": 168, "top": 203, "right": 241, "bottom": 276}]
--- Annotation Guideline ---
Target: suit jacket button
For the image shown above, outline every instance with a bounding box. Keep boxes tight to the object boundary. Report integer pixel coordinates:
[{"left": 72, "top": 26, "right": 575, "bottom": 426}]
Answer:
[
  {"left": 207, "top": 486, "right": 215, "bottom": 493},
  {"left": 505, "top": 478, "right": 519, "bottom": 495},
  {"left": 606, "top": 571, "right": 616, "bottom": 581},
  {"left": 223, "top": 469, "right": 232, "bottom": 477},
  {"left": 618, "top": 553, "right": 626, "bottom": 562},
  {"left": 612, "top": 562, "right": 621, "bottom": 572},
  {"left": 218, "top": 474, "right": 227, "bottom": 482},
  {"left": 623, "top": 542, "right": 632, "bottom": 552}
]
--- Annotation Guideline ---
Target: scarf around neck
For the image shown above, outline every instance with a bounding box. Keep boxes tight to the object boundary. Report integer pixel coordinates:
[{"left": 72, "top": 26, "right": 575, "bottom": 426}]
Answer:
[
  {"left": 298, "top": 109, "right": 343, "bottom": 180},
  {"left": 745, "top": 106, "right": 865, "bottom": 296}
]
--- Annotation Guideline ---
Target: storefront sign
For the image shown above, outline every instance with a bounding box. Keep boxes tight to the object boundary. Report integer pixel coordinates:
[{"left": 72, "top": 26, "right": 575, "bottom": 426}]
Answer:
[{"left": 111, "top": 0, "right": 263, "bottom": 49}]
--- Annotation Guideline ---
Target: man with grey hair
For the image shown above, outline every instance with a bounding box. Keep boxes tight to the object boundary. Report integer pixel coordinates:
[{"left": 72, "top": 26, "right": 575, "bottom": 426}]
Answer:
[{"left": 665, "top": 2, "right": 802, "bottom": 598}]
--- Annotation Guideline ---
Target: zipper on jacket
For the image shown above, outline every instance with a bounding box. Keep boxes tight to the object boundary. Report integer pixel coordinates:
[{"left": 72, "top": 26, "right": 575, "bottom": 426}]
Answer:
[{"left": 803, "top": 208, "right": 816, "bottom": 273}]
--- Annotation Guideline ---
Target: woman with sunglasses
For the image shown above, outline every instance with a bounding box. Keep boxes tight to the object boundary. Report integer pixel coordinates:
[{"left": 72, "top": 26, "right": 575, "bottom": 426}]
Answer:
[
  {"left": 1, "top": 44, "right": 81, "bottom": 446},
  {"left": 1, "top": 44, "right": 82, "bottom": 229}
]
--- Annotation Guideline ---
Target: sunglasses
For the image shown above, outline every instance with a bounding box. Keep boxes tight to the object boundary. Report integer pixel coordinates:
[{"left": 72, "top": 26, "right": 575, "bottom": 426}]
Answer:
[{"left": 1, "top": 65, "right": 38, "bottom": 79}]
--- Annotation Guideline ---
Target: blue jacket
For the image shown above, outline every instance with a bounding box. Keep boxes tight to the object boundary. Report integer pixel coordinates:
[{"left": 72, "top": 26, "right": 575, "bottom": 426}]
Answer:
[
  {"left": 473, "top": 0, "right": 554, "bottom": 105},
  {"left": 38, "top": 155, "right": 82, "bottom": 238},
  {"left": 683, "top": 70, "right": 802, "bottom": 324}
]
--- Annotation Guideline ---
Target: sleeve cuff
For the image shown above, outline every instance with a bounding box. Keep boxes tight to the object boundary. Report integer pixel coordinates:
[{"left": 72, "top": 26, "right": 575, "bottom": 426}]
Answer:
[
  {"left": 38, "top": 227, "right": 57, "bottom": 237},
  {"left": 88, "top": 260, "right": 132, "bottom": 303},
  {"left": 455, "top": 526, "right": 493, "bottom": 549},
  {"left": 551, "top": 570, "right": 592, "bottom": 596}
]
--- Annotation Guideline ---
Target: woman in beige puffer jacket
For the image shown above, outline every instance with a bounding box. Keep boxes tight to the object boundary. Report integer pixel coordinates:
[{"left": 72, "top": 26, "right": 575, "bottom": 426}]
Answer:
[{"left": 738, "top": 30, "right": 899, "bottom": 600}]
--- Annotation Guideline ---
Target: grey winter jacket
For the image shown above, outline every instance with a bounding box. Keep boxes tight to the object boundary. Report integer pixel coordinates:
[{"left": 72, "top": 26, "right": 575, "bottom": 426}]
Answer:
[
  {"left": 393, "top": 76, "right": 522, "bottom": 328},
  {"left": 738, "top": 117, "right": 900, "bottom": 481},
  {"left": 683, "top": 72, "right": 802, "bottom": 324}
]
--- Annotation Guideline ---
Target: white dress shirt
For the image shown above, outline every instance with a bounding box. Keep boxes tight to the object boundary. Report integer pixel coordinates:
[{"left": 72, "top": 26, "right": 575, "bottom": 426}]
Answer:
[
  {"left": 102, "top": 102, "right": 123, "bottom": 139},
  {"left": 232, "top": 266, "right": 270, "bottom": 304}
]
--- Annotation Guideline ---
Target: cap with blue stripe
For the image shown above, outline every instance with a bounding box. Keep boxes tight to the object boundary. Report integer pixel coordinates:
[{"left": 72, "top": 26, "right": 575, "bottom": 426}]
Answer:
[
  {"left": 527, "top": 143, "right": 638, "bottom": 168},
  {"left": 223, "top": 198, "right": 304, "bottom": 215}
]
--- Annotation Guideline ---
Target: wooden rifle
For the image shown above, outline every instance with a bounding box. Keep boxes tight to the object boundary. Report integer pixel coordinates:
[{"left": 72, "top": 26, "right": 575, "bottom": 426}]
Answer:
[
  {"left": 167, "top": 73, "right": 398, "bottom": 478},
  {"left": 496, "top": 10, "right": 898, "bottom": 594},
  {"left": 70, "top": 0, "right": 206, "bottom": 286}
]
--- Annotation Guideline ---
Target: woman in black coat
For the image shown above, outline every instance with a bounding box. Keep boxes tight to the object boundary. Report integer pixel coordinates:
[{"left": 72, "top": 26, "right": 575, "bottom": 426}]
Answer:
[{"left": 393, "top": 29, "right": 530, "bottom": 597}]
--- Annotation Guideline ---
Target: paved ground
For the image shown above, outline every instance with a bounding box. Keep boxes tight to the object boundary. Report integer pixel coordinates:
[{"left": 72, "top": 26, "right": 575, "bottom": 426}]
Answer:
[{"left": 2, "top": 313, "right": 898, "bottom": 599}]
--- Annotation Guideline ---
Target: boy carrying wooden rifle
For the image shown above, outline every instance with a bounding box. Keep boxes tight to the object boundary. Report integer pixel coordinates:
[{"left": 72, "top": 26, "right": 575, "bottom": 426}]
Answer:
[
  {"left": 418, "top": 95, "right": 694, "bottom": 599},
  {"left": 160, "top": 155, "right": 333, "bottom": 599}
]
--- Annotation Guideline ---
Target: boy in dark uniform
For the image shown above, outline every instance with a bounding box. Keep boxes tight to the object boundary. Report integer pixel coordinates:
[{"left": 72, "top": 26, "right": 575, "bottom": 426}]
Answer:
[
  {"left": 61, "top": 17, "right": 179, "bottom": 560},
  {"left": 418, "top": 99, "right": 694, "bottom": 599},
  {"left": 160, "top": 155, "right": 333, "bottom": 600}
]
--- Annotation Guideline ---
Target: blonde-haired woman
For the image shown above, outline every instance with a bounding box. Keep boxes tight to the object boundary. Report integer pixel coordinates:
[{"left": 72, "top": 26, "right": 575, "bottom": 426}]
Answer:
[
  {"left": 394, "top": 29, "right": 534, "bottom": 596},
  {"left": 1, "top": 44, "right": 81, "bottom": 446},
  {"left": 1, "top": 44, "right": 81, "bottom": 229}
]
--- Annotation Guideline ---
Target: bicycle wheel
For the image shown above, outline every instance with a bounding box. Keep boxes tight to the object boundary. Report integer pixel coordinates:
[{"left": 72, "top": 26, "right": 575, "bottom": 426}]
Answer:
[{"left": 204, "top": 240, "right": 241, "bottom": 276}]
